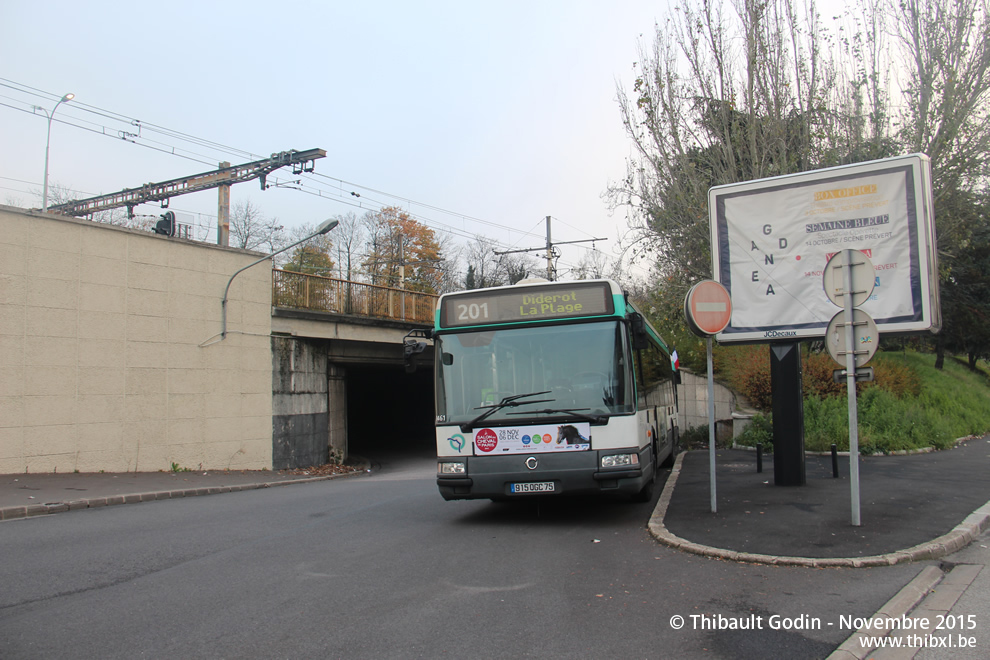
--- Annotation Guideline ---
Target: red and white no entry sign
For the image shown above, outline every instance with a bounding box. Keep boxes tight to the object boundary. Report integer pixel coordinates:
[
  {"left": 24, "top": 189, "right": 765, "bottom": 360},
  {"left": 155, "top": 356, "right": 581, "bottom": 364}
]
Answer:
[{"left": 685, "top": 280, "right": 733, "bottom": 336}]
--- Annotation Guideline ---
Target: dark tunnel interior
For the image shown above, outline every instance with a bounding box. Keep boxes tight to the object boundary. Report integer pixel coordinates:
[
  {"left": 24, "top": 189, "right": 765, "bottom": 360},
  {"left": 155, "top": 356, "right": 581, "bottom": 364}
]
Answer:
[{"left": 345, "top": 364, "right": 435, "bottom": 459}]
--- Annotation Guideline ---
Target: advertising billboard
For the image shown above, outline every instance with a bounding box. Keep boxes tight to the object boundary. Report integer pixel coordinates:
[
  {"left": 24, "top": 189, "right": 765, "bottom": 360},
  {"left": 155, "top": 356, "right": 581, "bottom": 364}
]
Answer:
[{"left": 709, "top": 154, "right": 940, "bottom": 343}]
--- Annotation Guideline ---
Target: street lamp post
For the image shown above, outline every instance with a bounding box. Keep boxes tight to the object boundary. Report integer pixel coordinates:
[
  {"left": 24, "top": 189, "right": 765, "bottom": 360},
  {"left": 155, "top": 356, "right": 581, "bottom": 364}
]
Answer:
[
  {"left": 219, "top": 217, "right": 339, "bottom": 340},
  {"left": 40, "top": 92, "right": 75, "bottom": 212}
]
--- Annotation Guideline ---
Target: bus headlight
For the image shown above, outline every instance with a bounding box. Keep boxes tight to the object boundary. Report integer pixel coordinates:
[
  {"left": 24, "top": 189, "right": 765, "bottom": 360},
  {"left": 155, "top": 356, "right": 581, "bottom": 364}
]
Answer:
[
  {"left": 601, "top": 453, "right": 639, "bottom": 468},
  {"left": 439, "top": 461, "right": 466, "bottom": 474}
]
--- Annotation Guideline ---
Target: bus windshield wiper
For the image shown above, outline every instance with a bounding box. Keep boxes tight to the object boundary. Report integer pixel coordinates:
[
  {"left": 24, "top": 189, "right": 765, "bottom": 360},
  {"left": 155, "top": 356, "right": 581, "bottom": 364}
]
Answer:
[
  {"left": 506, "top": 408, "right": 607, "bottom": 425},
  {"left": 460, "top": 391, "right": 554, "bottom": 433}
]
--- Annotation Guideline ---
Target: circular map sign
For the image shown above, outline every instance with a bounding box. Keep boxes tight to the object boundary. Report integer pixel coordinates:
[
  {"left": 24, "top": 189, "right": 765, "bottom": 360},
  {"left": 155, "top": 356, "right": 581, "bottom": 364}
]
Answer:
[
  {"left": 826, "top": 309, "right": 879, "bottom": 368},
  {"left": 823, "top": 249, "right": 876, "bottom": 308}
]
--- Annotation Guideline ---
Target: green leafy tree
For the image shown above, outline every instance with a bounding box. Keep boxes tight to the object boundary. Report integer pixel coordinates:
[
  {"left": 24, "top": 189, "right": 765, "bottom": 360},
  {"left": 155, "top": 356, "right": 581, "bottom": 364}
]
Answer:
[
  {"left": 889, "top": 0, "right": 990, "bottom": 367},
  {"left": 283, "top": 244, "right": 335, "bottom": 275},
  {"left": 939, "top": 192, "right": 990, "bottom": 368}
]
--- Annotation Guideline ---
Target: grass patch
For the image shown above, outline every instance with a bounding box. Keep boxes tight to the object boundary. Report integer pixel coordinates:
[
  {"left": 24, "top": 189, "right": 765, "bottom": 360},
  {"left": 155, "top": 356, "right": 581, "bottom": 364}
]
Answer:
[{"left": 730, "top": 351, "right": 990, "bottom": 453}]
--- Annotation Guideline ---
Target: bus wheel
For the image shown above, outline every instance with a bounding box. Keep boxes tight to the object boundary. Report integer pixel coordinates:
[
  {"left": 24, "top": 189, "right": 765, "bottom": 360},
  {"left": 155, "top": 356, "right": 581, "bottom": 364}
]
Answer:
[
  {"left": 660, "top": 428, "right": 677, "bottom": 469},
  {"left": 631, "top": 476, "right": 655, "bottom": 503}
]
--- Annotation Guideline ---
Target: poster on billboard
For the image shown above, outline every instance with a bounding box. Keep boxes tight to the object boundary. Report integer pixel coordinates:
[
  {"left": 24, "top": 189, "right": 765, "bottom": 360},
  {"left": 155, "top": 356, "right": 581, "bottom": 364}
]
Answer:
[
  {"left": 472, "top": 423, "right": 591, "bottom": 455},
  {"left": 709, "top": 154, "right": 940, "bottom": 343}
]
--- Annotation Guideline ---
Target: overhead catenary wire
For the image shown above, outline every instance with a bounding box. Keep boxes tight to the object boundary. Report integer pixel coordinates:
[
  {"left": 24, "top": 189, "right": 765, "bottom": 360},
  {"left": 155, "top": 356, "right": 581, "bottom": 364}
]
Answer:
[{"left": 1, "top": 77, "right": 618, "bottom": 277}]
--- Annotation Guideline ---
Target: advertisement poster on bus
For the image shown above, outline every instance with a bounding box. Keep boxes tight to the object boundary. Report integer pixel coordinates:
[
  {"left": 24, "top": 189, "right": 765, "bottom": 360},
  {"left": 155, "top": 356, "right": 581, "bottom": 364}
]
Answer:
[
  {"left": 708, "top": 154, "right": 939, "bottom": 343},
  {"left": 472, "top": 423, "right": 592, "bottom": 455}
]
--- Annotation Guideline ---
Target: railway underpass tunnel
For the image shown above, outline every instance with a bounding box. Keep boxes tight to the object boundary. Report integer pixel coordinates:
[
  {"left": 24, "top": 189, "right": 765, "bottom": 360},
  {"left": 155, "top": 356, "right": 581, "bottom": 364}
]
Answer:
[
  {"left": 345, "top": 362, "right": 435, "bottom": 460},
  {"left": 272, "top": 336, "right": 436, "bottom": 469}
]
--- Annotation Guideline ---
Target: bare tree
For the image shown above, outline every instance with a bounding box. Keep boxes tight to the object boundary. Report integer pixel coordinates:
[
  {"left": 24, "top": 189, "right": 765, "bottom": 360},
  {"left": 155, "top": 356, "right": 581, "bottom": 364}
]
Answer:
[
  {"left": 610, "top": 0, "right": 841, "bottom": 288},
  {"left": 230, "top": 199, "right": 285, "bottom": 252},
  {"left": 888, "top": 0, "right": 990, "bottom": 366},
  {"left": 330, "top": 212, "right": 363, "bottom": 281},
  {"left": 462, "top": 235, "right": 541, "bottom": 289},
  {"left": 412, "top": 229, "right": 462, "bottom": 294},
  {"left": 463, "top": 235, "right": 504, "bottom": 289},
  {"left": 570, "top": 248, "right": 624, "bottom": 282}
]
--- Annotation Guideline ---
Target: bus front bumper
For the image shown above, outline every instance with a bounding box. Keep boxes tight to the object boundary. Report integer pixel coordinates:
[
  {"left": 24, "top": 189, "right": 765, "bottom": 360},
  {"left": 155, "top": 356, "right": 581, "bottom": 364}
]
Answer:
[{"left": 436, "top": 448, "right": 651, "bottom": 500}]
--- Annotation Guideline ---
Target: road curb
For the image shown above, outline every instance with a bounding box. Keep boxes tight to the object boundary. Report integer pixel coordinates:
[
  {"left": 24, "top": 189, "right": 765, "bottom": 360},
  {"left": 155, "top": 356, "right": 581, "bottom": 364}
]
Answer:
[
  {"left": 0, "top": 471, "right": 364, "bottom": 522},
  {"left": 648, "top": 452, "right": 990, "bottom": 568},
  {"left": 826, "top": 565, "right": 945, "bottom": 659}
]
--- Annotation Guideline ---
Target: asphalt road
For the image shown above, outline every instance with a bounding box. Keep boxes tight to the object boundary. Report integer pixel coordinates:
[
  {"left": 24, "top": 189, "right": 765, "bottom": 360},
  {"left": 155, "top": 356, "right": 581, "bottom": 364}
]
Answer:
[{"left": 0, "top": 451, "right": 930, "bottom": 659}]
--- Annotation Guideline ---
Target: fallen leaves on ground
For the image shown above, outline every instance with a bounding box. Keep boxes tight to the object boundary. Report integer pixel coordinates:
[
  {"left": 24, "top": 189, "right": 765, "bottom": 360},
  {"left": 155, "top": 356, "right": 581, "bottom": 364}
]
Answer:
[{"left": 280, "top": 463, "right": 360, "bottom": 477}]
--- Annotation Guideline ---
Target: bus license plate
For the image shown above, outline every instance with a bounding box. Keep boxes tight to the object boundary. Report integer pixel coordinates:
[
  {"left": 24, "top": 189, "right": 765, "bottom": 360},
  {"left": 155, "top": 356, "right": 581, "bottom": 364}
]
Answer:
[{"left": 511, "top": 482, "right": 554, "bottom": 493}]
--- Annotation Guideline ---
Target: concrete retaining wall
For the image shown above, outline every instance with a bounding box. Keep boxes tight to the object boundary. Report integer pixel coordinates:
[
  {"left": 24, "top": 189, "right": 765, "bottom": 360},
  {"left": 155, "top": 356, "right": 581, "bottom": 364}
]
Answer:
[
  {"left": 0, "top": 206, "right": 273, "bottom": 473},
  {"left": 272, "top": 337, "right": 334, "bottom": 469},
  {"left": 677, "top": 369, "right": 737, "bottom": 435}
]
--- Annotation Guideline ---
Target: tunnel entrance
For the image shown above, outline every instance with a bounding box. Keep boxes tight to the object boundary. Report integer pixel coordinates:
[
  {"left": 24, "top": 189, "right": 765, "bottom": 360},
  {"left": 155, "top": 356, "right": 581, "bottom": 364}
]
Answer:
[{"left": 345, "top": 363, "right": 435, "bottom": 460}]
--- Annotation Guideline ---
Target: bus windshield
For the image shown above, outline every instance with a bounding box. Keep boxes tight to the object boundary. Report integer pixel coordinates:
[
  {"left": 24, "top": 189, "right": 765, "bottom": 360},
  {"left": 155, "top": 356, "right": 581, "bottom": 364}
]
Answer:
[{"left": 435, "top": 320, "right": 634, "bottom": 426}]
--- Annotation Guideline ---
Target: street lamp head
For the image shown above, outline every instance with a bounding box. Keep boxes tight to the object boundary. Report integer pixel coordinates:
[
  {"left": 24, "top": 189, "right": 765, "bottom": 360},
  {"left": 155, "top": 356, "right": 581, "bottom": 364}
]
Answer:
[
  {"left": 316, "top": 218, "right": 340, "bottom": 235},
  {"left": 61, "top": 93, "right": 75, "bottom": 102}
]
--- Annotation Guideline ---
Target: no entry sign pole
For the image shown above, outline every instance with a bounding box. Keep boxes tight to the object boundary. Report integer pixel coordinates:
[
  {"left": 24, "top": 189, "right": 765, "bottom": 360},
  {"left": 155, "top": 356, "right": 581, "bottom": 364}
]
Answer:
[
  {"left": 685, "top": 281, "right": 733, "bottom": 514},
  {"left": 706, "top": 335, "right": 716, "bottom": 513}
]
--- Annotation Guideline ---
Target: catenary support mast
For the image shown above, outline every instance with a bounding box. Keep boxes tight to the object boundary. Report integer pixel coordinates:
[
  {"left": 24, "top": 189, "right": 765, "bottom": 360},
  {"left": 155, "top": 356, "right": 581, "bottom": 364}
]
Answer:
[{"left": 45, "top": 148, "right": 326, "bottom": 246}]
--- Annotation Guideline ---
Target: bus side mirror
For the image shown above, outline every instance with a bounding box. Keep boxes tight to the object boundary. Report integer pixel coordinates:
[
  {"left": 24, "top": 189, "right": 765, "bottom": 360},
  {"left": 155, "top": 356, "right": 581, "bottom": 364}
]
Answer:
[
  {"left": 402, "top": 328, "right": 432, "bottom": 374},
  {"left": 403, "top": 340, "right": 427, "bottom": 373},
  {"left": 630, "top": 313, "right": 649, "bottom": 351}
]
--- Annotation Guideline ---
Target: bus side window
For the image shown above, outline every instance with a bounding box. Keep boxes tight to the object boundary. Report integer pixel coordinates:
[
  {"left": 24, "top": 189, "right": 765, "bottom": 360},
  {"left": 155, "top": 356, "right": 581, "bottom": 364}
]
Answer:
[{"left": 638, "top": 341, "right": 673, "bottom": 409}]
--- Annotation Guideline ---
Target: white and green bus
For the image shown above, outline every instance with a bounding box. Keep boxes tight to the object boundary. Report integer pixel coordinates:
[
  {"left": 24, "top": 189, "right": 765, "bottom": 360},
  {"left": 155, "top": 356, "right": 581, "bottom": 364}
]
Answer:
[{"left": 431, "top": 279, "right": 678, "bottom": 502}]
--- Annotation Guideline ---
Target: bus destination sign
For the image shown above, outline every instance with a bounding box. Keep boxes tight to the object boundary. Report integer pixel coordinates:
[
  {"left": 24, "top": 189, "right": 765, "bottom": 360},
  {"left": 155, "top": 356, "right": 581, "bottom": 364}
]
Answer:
[{"left": 440, "top": 281, "right": 614, "bottom": 328}]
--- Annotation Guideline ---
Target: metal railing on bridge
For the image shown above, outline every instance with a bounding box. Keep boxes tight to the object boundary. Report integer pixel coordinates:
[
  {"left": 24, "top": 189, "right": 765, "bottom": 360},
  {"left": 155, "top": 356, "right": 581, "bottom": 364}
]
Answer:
[{"left": 273, "top": 269, "right": 438, "bottom": 324}]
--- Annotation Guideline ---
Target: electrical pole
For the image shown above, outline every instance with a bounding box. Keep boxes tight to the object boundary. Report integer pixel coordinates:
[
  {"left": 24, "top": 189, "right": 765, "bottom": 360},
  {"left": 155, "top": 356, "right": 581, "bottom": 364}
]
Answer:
[
  {"left": 398, "top": 234, "right": 405, "bottom": 289},
  {"left": 494, "top": 216, "right": 607, "bottom": 282},
  {"left": 545, "top": 215, "right": 553, "bottom": 280},
  {"left": 217, "top": 161, "right": 231, "bottom": 247}
]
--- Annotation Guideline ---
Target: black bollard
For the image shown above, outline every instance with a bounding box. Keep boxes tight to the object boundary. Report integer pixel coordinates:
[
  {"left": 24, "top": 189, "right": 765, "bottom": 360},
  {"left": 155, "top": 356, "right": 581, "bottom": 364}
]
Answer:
[
  {"left": 757, "top": 444, "right": 763, "bottom": 473},
  {"left": 831, "top": 443, "right": 839, "bottom": 478}
]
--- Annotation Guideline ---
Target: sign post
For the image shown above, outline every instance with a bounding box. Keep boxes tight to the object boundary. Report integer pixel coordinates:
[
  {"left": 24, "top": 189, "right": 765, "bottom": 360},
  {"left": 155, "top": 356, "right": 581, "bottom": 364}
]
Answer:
[
  {"left": 685, "top": 281, "right": 733, "bottom": 514},
  {"left": 823, "top": 249, "right": 877, "bottom": 526}
]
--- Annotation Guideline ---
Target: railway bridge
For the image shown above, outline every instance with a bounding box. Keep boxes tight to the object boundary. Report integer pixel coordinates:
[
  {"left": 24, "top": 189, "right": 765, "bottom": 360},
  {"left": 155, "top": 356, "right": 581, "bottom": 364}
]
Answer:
[{"left": 269, "top": 270, "right": 437, "bottom": 469}]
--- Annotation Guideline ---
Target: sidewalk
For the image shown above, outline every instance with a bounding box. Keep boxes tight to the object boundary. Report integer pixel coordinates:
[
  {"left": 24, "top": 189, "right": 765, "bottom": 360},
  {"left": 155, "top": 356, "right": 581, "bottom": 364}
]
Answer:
[
  {"left": 0, "top": 465, "right": 366, "bottom": 521},
  {"left": 651, "top": 435, "right": 990, "bottom": 567}
]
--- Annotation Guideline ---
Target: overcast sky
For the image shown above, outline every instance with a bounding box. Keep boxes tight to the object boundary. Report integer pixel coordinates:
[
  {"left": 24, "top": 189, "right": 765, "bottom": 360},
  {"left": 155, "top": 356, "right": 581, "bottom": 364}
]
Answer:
[{"left": 1, "top": 0, "right": 678, "bottom": 278}]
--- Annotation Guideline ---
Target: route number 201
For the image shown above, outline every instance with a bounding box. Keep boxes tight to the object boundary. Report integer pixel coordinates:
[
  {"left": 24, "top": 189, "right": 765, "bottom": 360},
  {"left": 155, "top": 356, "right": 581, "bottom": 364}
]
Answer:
[{"left": 457, "top": 302, "right": 489, "bottom": 322}]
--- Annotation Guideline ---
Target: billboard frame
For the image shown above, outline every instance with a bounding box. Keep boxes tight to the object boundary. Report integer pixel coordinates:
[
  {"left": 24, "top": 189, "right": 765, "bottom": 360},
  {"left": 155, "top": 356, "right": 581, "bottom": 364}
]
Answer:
[{"left": 709, "top": 154, "right": 940, "bottom": 344}]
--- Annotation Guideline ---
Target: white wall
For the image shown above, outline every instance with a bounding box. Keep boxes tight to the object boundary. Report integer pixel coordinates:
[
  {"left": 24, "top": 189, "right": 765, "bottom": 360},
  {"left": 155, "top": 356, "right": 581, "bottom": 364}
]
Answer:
[{"left": 0, "top": 206, "right": 273, "bottom": 473}]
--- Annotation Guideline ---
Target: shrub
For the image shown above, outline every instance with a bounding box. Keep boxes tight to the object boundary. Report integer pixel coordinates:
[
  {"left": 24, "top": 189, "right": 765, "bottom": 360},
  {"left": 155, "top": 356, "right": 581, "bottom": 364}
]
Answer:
[
  {"left": 680, "top": 424, "right": 712, "bottom": 450},
  {"left": 709, "top": 348, "right": 988, "bottom": 454},
  {"left": 721, "top": 345, "right": 772, "bottom": 410},
  {"left": 734, "top": 413, "right": 773, "bottom": 449},
  {"left": 869, "top": 355, "right": 921, "bottom": 398},
  {"left": 802, "top": 350, "right": 846, "bottom": 399}
]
